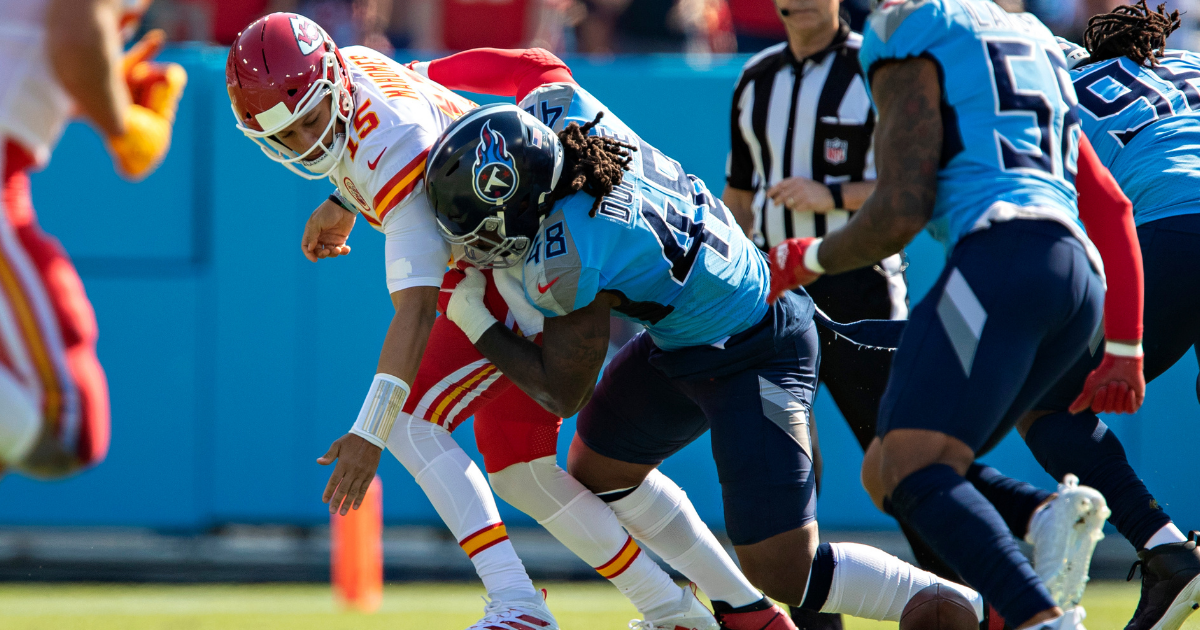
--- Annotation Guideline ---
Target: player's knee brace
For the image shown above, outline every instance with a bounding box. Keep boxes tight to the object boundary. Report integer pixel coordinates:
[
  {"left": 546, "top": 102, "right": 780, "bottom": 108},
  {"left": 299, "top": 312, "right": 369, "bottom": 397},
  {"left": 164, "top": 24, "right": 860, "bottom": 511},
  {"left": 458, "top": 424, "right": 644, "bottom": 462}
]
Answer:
[
  {"left": 385, "top": 413, "right": 463, "bottom": 479},
  {"left": 488, "top": 456, "right": 591, "bottom": 522},
  {"left": 385, "top": 413, "right": 502, "bottom": 541}
]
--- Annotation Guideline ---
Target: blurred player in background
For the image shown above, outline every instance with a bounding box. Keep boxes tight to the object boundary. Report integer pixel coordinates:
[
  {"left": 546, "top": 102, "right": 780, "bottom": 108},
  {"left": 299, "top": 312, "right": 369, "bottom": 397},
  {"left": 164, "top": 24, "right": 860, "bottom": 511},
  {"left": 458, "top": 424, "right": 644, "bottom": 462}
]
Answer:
[
  {"left": 227, "top": 17, "right": 754, "bottom": 629},
  {"left": 0, "top": 0, "right": 185, "bottom": 478}
]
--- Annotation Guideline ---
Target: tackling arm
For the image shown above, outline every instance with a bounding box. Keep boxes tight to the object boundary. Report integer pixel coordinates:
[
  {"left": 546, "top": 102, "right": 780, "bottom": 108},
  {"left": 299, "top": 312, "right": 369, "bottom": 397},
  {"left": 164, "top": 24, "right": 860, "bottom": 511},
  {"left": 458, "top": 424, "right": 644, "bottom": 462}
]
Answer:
[
  {"left": 474, "top": 295, "right": 613, "bottom": 418},
  {"left": 446, "top": 268, "right": 611, "bottom": 418},
  {"left": 417, "top": 48, "right": 576, "bottom": 101}
]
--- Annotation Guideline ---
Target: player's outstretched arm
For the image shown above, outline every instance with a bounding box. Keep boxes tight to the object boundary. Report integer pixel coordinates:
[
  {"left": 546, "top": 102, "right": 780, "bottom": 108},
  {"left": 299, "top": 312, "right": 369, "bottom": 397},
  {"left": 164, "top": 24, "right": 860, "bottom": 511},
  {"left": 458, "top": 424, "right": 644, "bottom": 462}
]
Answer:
[
  {"left": 767, "top": 58, "right": 940, "bottom": 301},
  {"left": 46, "top": 0, "right": 129, "bottom": 138},
  {"left": 1068, "top": 135, "right": 1145, "bottom": 415},
  {"left": 415, "top": 48, "right": 576, "bottom": 102},
  {"left": 446, "top": 268, "right": 612, "bottom": 418},
  {"left": 318, "top": 285, "right": 439, "bottom": 515}
]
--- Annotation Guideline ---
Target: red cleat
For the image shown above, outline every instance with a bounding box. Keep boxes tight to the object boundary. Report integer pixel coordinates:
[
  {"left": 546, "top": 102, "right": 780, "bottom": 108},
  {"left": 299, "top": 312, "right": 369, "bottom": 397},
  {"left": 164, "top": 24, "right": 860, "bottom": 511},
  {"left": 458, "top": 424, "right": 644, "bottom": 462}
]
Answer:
[{"left": 713, "top": 602, "right": 798, "bottom": 630}]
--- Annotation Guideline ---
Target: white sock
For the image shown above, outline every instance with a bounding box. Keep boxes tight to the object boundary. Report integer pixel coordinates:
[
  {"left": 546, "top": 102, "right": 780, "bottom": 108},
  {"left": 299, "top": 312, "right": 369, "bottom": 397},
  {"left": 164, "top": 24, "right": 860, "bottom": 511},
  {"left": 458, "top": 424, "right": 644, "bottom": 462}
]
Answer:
[
  {"left": 490, "top": 457, "right": 681, "bottom": 615},
  {"left": 386, "top": 414, "right": 538, "bottom": 602},
  {"left": 0, "top": 366, "right": 39, "bottom": 465},
  {"left": 819, "top": 542, "right": 983, "bottom": 622},
  {"left": 609, "top": 469, "right": 762, "bottom": 608},
  {"left": 1145, "top": 523, "right": 1188, "bottom": 550}
]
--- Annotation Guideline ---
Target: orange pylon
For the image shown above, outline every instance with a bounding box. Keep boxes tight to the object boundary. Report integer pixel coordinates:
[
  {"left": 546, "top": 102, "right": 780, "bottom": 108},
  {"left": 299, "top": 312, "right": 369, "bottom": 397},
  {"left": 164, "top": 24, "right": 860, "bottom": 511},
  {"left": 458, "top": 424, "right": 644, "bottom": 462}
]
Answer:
[{"left": 331, "top": 477, "right": 383, "bottom": 612}]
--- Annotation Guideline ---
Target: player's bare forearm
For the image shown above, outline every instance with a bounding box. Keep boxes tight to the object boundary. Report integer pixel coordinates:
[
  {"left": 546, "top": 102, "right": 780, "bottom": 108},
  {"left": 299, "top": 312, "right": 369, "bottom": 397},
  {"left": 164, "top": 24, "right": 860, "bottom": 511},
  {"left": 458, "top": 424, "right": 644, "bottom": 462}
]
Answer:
[
  {"left": 841, "top": 181, "right": 877, "bottom": 211},
  {"left": 722, "top": 186, "right": 756, "bottom": 237},
  {"left": 378, "top": 286, "right": 440, "bottom": 383},
  {"left": 817, "top": 59, "right": 941, "bottom": 274},
  {"left": 474, "top": 295, "right": 615, "bottom": 418},
  {"left": 47, "top": 0, "right": 129, "bottom": 137}
]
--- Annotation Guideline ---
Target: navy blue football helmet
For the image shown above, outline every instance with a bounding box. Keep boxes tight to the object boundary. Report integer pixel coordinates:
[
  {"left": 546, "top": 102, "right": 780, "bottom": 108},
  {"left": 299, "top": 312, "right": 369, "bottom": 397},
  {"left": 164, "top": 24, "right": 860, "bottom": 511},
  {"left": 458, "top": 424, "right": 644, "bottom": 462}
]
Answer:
[{"left": 426, "top": 104, "right": 564, "bottom": 268}]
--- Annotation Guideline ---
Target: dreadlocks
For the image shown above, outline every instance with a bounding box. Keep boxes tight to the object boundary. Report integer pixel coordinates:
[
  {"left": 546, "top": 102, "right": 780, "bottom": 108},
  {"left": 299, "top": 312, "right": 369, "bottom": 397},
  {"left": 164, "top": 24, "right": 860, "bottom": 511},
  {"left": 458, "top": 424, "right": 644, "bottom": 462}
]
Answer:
[
  {"left": 1084, "top": 0, "right": 1181, "bottom": 66},
  {"left": 551, "top": 112, "right": 638, "bottom": 217}
]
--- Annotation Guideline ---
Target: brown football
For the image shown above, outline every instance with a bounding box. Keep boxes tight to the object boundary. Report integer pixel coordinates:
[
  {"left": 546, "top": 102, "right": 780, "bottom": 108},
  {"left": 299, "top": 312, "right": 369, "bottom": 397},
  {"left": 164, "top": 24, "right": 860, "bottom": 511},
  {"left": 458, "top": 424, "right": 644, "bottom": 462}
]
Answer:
[{"left": 899, "top": 584, "right": 979, "bottom": 630}]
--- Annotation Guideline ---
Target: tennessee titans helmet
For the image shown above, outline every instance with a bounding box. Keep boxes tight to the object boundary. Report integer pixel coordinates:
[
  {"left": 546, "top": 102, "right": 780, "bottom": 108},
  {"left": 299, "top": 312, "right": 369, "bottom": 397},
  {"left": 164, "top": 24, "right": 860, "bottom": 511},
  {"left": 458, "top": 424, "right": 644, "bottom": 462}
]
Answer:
[{"left": 426, "top": 104, "right": 564, "bottom": 268}]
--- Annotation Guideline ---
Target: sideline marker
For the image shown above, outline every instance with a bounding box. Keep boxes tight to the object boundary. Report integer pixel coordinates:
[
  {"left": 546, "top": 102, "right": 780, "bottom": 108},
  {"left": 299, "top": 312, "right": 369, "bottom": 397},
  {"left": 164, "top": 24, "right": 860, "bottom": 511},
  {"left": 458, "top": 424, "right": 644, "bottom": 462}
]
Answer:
[{"left": 331, "top": 477, "right": 383, "bottom": 612}]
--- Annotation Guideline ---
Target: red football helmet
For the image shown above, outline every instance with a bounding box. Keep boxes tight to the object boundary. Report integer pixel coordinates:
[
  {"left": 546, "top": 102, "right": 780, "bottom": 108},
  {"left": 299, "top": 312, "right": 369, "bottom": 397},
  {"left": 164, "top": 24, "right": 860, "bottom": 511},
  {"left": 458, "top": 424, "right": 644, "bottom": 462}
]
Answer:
[{"left": 226, "top": 13, "right": 354, "bottom": 179}]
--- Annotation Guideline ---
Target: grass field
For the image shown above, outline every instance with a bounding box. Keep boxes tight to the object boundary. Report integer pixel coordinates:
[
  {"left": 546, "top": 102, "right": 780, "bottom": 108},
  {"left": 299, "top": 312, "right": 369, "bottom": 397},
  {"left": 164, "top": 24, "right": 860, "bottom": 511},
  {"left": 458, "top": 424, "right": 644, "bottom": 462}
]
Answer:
[{"left": 1, "top": 581, "right": 1198, "bottom": 629}]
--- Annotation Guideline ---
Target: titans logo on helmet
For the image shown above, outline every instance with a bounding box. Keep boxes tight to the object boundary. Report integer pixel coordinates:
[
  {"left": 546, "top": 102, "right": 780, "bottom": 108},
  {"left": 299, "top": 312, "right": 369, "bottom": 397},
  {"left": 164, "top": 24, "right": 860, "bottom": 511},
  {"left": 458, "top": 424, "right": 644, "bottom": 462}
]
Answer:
[{"left": 472, "top": 121, "right": 519, "bottom": 205}]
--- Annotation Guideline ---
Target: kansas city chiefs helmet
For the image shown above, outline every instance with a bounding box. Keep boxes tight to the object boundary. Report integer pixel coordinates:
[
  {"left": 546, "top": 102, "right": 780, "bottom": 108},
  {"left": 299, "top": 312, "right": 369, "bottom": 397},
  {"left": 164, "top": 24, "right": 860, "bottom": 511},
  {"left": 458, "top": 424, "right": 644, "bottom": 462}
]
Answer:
[{"left": 226, "top": 13, "right": 354, "bottom": 179}]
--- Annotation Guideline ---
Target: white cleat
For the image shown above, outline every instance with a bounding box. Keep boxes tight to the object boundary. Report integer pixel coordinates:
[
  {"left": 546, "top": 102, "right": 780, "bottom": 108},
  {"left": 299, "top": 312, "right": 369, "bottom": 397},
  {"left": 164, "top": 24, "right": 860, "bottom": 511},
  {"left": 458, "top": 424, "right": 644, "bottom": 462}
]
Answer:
[
  {"left": 629, "top": 584, "right": 719, "bottom": 630},
  {"left": 1029, "top": 606, "right": 1088, "bottom": 630},
  {"left": 467, "top": 592, "right": 559, "bottom": 630},
  {"left": 1026, "top": 474, "right": 1111, "bottom": 608}
]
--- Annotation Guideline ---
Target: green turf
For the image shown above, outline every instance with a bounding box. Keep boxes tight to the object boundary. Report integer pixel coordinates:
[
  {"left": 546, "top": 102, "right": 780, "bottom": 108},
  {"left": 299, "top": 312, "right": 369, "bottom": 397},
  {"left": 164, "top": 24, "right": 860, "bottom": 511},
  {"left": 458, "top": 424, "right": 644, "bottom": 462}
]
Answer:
[{"left": 0, "top": 581, "right": 1196, "bottom": 629}]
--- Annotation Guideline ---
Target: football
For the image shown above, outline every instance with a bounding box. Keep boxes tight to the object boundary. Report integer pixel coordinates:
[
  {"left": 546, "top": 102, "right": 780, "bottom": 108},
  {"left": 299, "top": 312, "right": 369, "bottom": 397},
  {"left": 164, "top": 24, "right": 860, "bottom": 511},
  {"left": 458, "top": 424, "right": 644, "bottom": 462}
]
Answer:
[{"left": 900, "top": 584, "right": 979, "bottom": 630}]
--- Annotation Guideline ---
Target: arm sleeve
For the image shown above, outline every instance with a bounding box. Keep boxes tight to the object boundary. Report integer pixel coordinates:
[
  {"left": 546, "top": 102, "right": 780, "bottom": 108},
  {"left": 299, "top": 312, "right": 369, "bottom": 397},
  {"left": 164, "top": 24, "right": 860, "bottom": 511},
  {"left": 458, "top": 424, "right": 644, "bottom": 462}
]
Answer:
[
  {"left": 381, "top": 193, "right": 452, "bottom": 294},
  {"left": 1075, "top": 133, "right": 1143, "bottom": 341},
  {"left": 726, "top": 76, "right": 755, "bottom": 190},
  {"left": 424, "top": 48, "right": 576, "bottom": 102}
]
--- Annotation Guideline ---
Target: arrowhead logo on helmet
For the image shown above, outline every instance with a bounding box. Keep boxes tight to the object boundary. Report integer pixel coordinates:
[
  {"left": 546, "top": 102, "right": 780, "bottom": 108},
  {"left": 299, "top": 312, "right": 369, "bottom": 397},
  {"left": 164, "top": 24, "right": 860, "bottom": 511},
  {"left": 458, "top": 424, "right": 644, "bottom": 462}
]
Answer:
[
  {"left": 290, "top": 16, "right": 323, "bottom": 56},
  {"left": 472, "top": 121, "right": 520, "bottom": 205}
]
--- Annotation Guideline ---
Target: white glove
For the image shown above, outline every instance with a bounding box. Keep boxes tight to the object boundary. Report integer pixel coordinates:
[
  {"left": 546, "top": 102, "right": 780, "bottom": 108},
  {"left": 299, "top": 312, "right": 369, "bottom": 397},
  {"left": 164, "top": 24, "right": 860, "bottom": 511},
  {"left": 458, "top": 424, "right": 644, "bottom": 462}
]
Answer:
[{"left": 447, "top": 267, "right": 500, "bottom": 343}]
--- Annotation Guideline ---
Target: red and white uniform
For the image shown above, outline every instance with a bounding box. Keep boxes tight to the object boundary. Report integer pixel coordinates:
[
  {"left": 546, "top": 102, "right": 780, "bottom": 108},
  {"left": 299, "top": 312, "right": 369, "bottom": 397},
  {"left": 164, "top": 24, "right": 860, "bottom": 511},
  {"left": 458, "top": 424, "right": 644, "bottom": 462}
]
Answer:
[{"left": 0, "top": 0, "right": 115, "bottom": 467}]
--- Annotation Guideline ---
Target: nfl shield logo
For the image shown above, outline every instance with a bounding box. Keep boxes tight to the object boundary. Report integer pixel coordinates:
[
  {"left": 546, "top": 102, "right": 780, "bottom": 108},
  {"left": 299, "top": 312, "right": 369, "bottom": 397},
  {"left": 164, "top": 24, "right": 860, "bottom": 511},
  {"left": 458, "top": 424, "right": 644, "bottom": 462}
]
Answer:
[{"left": 825, "top": 138, "right": 848, "bottom": 165}]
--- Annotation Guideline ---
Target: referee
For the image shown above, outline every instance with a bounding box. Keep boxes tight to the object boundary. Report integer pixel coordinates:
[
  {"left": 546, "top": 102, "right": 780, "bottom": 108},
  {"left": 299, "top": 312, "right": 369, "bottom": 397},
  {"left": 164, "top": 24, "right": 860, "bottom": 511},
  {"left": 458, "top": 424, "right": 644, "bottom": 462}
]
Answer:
[{"left": 722, "top": 2, "right": 941, "bottom": 628}]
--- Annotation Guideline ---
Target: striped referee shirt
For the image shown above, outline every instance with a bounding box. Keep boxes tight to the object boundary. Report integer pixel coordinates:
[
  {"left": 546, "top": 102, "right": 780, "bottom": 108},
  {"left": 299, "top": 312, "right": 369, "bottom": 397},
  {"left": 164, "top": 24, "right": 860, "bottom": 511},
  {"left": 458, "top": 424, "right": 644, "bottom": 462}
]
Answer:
[{"left": 726, "top": 21, "right": 875, "bottom": 249}]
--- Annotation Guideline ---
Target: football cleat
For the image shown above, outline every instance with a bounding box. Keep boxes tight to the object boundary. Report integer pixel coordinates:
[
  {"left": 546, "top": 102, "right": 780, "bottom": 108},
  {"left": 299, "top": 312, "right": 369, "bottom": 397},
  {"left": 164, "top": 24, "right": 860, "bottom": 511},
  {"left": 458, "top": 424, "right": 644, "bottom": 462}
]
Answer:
[
  {"left": 1025, "top": 474, "right": 1110, "bottom": 608},
  {"left": 629, "top": 584, "right": 719, "bottom": 630},
  {"left": 466, "top": 592, "right": 558, "bottom": 630},
  {"left": 712, "top": 598, "right": 798, "bottom": 630},
  {"left": 1026, "top": 606, "right": 1087, "bottom": 630},
  {"left": 1124, "top": 530, "right": 1200, "bottom": 630}
]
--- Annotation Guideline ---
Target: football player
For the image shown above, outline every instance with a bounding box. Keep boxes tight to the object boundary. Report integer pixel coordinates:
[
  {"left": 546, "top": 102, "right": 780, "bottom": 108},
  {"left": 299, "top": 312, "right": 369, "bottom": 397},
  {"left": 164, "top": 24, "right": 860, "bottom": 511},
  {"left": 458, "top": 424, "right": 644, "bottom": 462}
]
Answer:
[
  {"left": 1030, "top": 4, "right": 1200, "bottom": 627},
  {"left": 425, "top": 79, "right": 991, "bottom": 627},
  {"left": 228, "top": 18, "right": 764, "bottom": 630},
  {"left": 767, "top": 0, "right": 1149, "bottom": 628},
  {"left": 0, "top": 0, "right": 184, "bottom": 478}
]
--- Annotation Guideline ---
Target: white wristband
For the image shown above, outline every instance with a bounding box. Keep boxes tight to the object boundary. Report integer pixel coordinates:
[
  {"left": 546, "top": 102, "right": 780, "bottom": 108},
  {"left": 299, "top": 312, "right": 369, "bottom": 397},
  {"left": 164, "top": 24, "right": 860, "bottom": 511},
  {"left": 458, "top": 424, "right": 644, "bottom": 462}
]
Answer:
[
  {"left": 350, "top": 374, "right": 411, "bottom": 449},
  {"left": 803, "top": 237, "right": 825, "bottom": 274},
  {"left": 1106, "top": 340, "right": 1144, "bottom": 358},
  {"left": 411, "top": 61, "right": 431, "bottom": 78}
]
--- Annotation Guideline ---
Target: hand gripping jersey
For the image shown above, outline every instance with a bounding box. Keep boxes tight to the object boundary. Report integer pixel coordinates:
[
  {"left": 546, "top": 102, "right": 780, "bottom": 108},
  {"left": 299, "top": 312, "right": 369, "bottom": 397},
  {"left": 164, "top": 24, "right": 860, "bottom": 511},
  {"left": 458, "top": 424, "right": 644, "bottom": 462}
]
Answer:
[
  {"left": 330, "top": 47, "right": 476, "bottom": 293},
  {"left": 1070, "top": 49, "right": 1200, "bottom": 225},
  {"left": 517, "top": 84, "right": 774, "bottom": 350},
  {"left": 861, "top": 0, "right": 1095, "bottom": 261}
]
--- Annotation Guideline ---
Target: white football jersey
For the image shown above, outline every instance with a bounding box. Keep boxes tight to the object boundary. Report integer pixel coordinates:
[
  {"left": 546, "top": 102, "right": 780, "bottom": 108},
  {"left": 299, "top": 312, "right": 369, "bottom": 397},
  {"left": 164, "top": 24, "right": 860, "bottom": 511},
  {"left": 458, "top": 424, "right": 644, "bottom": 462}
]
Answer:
[
  {"left": 0, "top": 0, "right": 74, "bottom": 168},
  {"left": 329, "top": 46, "right": 477, "bottom": 294}
]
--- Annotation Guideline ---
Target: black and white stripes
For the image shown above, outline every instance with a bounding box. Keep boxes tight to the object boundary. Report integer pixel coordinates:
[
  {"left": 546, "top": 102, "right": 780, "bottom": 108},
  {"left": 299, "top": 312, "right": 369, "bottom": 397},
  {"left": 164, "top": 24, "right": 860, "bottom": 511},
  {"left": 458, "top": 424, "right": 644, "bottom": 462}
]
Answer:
[{"left": 727, "top": 23, "right": 876, "bottom": 248}]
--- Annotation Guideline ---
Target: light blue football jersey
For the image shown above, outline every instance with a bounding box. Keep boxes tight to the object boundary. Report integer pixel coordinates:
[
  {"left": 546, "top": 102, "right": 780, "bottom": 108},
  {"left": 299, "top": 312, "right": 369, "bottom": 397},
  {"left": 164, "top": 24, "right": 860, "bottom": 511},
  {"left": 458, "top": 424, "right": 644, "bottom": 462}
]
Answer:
[
  {"left": 1071, "top": 50, "right": 1200, "bottom": 225},
  {"left": 516, "top": 83, "right": 778, "bottom": 351},
  {"left": 860, "top": 0, "right": 1083, "bottom": 252}
]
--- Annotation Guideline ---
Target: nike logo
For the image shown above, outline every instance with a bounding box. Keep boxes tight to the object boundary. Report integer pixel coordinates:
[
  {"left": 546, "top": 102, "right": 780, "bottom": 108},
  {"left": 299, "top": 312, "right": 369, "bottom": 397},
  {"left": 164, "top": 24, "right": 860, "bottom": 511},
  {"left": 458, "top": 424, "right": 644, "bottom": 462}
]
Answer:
[
  {"left": 537, "top": 277, "right": 560, "bottom": 294},
  {"left": 367, "top": 148, "right": 386, "bottom": 170}
]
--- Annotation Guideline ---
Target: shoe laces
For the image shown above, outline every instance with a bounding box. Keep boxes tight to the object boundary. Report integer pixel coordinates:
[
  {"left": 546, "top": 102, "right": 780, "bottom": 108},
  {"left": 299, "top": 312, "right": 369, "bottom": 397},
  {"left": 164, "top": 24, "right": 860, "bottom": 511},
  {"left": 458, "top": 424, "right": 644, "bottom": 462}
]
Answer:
[
  {"left": 1128, "top": 559, "right": 1143, "bottom": 582},
  {"left": 470, "top": 597, "right": 547, "bottom": 630},
  {"left": 628, "top": 621, "right": 665, "bottom": 630}
]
